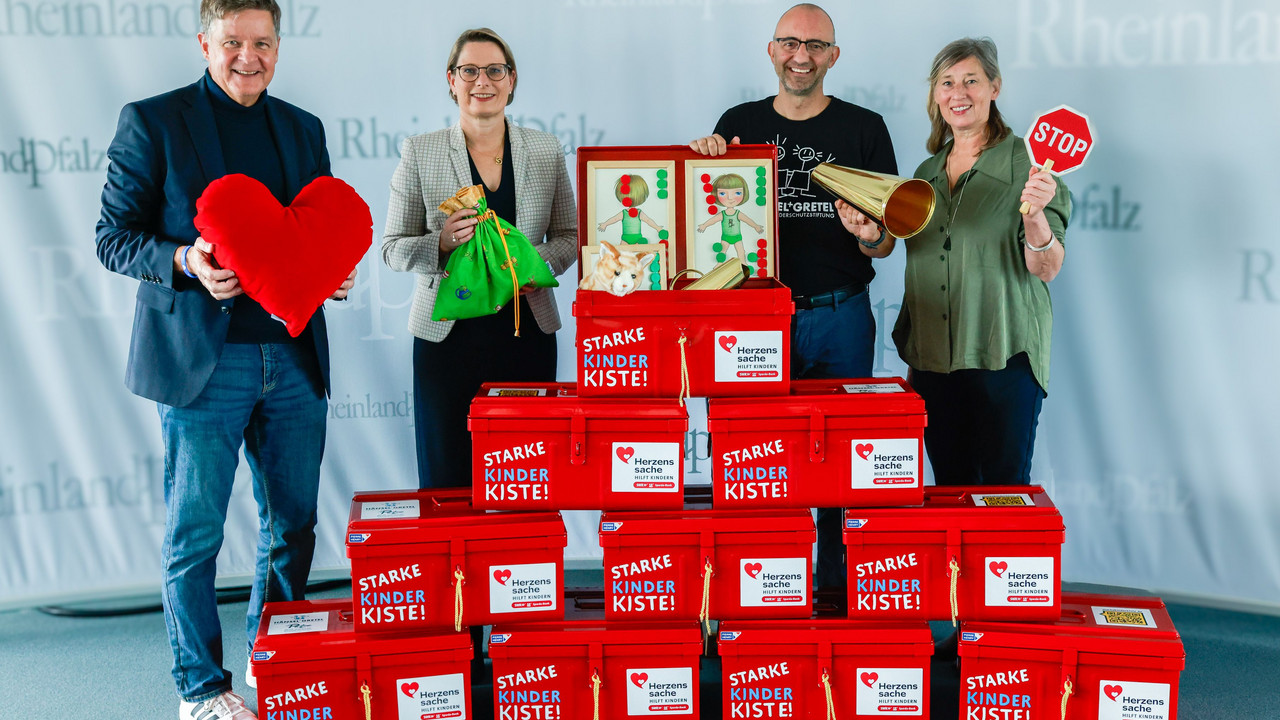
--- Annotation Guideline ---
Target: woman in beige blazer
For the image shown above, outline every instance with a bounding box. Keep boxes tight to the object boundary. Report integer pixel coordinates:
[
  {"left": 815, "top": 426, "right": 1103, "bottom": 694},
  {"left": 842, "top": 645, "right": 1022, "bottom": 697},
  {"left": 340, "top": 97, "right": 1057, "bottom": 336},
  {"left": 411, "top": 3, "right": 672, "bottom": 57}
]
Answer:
[{"left": 382, "top": 27, "right": 577, "bottom": 489}]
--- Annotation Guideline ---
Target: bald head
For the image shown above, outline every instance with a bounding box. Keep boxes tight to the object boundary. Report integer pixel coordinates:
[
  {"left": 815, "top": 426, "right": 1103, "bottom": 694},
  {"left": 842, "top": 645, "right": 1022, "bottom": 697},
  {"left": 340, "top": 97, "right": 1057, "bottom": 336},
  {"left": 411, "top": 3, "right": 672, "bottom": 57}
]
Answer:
[{"left": 775, "top": 3, "right": 835, "bottom": 43}]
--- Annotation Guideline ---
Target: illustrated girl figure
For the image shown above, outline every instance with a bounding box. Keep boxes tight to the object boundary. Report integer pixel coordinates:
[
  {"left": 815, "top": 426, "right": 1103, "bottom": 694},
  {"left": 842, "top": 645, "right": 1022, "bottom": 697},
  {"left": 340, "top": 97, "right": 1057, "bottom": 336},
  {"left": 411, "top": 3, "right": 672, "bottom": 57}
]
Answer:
[
  {"left": 598, "top": 173, "right": 664, "bottom": 244},
  {"left": 696, "top": 173, "right": 764, "bottom": 263}
]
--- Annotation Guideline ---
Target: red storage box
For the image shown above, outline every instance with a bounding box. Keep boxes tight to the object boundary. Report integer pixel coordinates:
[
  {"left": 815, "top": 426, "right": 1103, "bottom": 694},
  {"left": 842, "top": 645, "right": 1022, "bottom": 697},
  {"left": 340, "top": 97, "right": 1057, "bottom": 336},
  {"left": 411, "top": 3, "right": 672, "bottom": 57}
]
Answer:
[
  {"left": 844, "top": 486, "right": 1064, "bottom": 622},
  {"left": 599, "top": 508, "right": 815, "bottom": 621},
  {"left": 489, "top": 602, "right": 702, "bottom": 720},
  {"left": 346, "top": 489, "right": 566, "bottom": 633},
  {"left": 469, "top": 382, "right": 688, "bottom": 510},
  {"left": 251, "top": 598, "right": 471, "bottom": 720},
  {"left": 575, "top": 278, "right": 793, "bottom": 398},
  {"left": 718, "top": 619, "right": 933, "bottom": 719},
  {"left": 959, "top": 592, "right": 1185, "bottom": 720},
  {"left": 707, "top": 378, "right": 926, "bottom": 509}
]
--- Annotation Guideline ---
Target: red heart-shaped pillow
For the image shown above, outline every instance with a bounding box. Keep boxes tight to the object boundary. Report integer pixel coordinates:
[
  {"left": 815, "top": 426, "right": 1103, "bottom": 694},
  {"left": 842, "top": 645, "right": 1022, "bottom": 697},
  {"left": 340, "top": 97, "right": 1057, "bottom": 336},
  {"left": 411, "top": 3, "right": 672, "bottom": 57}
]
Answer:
[{"left": 194, "top": 174, "right": 372, "bottom": 337}]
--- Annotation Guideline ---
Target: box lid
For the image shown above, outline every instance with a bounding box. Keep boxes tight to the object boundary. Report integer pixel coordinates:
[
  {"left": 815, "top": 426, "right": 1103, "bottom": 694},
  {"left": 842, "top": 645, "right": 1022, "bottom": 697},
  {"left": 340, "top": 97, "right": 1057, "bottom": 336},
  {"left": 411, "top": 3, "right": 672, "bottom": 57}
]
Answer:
[
  {"left": 844, "top": 485, "right": 1064, "bottom": 533},
  {"left": 710, "top": 378, "right": 925, "bottom": 421},
  {"left": 959, "top": 592, "right": 1185, "bottom": 660},
  {"left": 600, "top": 508, "right": 815, "bottom": 540},
  {"left": 718, "top": 618, "right": 933, "bottom": 649},
  {"left": 491, "top": 589, "right": 701, "bottom": 649},
  {"left": 574, "top": 277, "right": 794, "bottom": 317},
  {"left": 252, "top": 599, "right": 470, "bottom": 662},
  {"left": 469, "top": 382, "right": 688, "bottom": 422},
  {"left": 347, "top": 489, "right": 566, "bottom": 547}
]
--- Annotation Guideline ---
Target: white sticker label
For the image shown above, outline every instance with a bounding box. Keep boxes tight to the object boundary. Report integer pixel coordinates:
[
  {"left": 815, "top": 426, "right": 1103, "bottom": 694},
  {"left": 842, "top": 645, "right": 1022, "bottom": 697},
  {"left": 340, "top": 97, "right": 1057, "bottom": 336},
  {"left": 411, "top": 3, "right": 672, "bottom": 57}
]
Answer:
[
  {"left": 714, "top": 331, "right": 784, "bottom": 383},
  {"left": 360, "top": 499, "right": 420, "bottom": 520},
  {"left": 396, "top": 672, "right": 467, "bottom": 720},
  {"left": 625, "top": 667, "right": 694, "bottom": 715},
  {"left": 486, "top": 387, "right": 548, "bottom": 397},
  {"left": 850, "top": 438, "right": 919, "bottom": 490},
  {"left": 489, "top": 562, "right": 558, "bottom": 614},
  {"left": 739, "top": 557, "right": 808, "bottom": 607},
  {"left": 612, "top": 442, "right": 681, "bottom": 493},
  {"left": 1092, "top": 606, "right": 1159, "bottom": 629},
  {"left": 841, "top": 383, "right": 905, "bottom": 394},
  {"left": 266, "top": 611, "right": 329, "bottom": 635},
  {"left": 984, "top": 556, "right": 1056, "bottom": 606},
  {"left": 855, "top": 667, "right": 924, "bottom": 716},
  {"left": 1097, "top": 681, "right": 1170, "bottom": 720},
  {"left": 971, "top": 493, "right": 1034, "bottom": 507}
]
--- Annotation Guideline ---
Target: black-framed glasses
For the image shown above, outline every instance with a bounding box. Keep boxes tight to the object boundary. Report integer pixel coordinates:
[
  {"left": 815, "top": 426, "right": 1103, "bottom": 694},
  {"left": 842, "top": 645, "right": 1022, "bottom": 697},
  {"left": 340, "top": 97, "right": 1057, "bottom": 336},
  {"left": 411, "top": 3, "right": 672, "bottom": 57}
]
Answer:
[
  {"left": 773, "top": 37, "right": 835, "bottom": 55},
  {"left": 452, "top": 63, "right": 510, "bottom": 82}
]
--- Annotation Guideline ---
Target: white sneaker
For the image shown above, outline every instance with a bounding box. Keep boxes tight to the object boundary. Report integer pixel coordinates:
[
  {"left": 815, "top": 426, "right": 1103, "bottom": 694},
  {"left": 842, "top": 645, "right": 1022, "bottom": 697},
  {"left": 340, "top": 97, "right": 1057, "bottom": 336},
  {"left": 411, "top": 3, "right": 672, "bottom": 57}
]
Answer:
[
  {"left": 245, "top": 658, "right": 257, "bottom": 689},
  {"left": 179, "top": 690, "right": 258, "bottom": 720}
]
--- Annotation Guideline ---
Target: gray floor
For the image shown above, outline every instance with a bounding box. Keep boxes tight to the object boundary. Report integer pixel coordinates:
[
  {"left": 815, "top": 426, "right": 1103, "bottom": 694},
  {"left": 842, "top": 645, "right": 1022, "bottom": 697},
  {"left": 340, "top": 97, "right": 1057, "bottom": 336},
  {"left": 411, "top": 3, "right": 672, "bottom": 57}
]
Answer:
[{"left": 1, "top": 578, "right": 1276, "bottom": 719}]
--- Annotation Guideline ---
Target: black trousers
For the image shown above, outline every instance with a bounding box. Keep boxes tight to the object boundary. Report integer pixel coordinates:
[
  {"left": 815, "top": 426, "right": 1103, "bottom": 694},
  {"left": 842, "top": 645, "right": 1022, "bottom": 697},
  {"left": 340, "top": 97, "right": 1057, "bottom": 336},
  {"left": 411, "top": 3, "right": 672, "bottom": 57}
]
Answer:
[
  {"left": 909, "top": 352, "right": 1046, "bottom": 486},
  {"left": 412, "top": 296, "right": 558, "bottom": 489}
]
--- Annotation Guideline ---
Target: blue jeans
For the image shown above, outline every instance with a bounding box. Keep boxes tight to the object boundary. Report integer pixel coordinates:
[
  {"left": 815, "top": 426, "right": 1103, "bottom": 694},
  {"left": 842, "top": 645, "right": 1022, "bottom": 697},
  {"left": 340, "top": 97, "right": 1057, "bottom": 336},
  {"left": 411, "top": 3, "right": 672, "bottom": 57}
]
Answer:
[
  {"left": 157, "top": 342, "right": 326, "bottom": 702},
  {"left": 791, "top": 288, "right": 875, "bottom": 589}
]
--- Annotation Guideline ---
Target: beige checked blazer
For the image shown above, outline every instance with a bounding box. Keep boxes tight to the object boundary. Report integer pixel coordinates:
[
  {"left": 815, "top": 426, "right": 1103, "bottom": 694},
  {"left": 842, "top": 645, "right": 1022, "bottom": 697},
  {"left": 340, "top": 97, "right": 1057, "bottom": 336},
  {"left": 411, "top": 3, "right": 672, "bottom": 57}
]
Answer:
[{"left": 381, "top": 120, "right": 578, "bottom": 341}]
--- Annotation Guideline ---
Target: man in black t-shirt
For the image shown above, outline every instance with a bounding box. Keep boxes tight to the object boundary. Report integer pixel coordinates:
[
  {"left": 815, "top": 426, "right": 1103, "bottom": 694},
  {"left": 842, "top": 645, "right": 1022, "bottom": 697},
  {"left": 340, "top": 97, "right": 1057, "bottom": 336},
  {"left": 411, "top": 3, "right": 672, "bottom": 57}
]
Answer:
[{"left": 691, "top": 2, "right": 899, "bottom": 589}]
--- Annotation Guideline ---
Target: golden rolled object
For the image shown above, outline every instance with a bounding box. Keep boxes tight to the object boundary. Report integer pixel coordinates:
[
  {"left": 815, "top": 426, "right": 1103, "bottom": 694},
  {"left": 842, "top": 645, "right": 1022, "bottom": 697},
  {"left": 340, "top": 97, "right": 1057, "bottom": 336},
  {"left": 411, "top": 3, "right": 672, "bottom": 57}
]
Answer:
[{"left": 811, "top": 163, "right": 936, "bottom": 239}]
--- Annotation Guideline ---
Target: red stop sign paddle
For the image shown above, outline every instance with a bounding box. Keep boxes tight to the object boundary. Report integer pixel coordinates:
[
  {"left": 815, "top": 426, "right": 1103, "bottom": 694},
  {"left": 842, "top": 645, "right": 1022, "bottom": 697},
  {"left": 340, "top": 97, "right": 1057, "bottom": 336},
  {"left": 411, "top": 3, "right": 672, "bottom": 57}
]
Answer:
[{"left": 1020, "top": 104, "right": 1095, "bottom": 214}]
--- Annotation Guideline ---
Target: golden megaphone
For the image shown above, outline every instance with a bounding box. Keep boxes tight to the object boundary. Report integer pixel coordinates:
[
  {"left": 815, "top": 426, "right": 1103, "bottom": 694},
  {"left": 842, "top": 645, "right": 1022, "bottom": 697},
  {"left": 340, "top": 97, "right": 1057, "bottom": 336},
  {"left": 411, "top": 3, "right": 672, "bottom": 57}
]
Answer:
[{"left": 811, "top": 163, "right": 936, "bottom": 239}]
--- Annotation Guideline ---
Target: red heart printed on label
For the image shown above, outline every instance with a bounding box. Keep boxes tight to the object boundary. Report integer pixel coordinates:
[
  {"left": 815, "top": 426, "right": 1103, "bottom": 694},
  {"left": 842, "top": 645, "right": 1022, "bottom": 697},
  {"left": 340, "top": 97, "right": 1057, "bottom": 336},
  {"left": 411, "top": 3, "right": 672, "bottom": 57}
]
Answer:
[
  {"left": 616, "top": 446, "right": 635, "bottom": 463},
  {"left": 989, "top": 561, "right": 1008, "bottom": 578},
  {"left": 860, "top": 672, "right": 878, "bottom": 688},
  {"left": 855, "top": 443, "right": 874, "bottom": 460},
  {"left": 493, "top": 569, "right": 512, "bottom": 585},
  {"left": 401, "top": 682, "right": 419, "bottom": 698},
  {"left": 744, "top": 562, "right": 763, "bottom": 578},
  {"left": 1104, "top": 684, "right": 1123, "bottom": 701},
  {"left": 631, "top": 672, "right": 648, "bottom": 688},
  {"left": 718, "top": 335, "right": 737, "bottom": 352}
]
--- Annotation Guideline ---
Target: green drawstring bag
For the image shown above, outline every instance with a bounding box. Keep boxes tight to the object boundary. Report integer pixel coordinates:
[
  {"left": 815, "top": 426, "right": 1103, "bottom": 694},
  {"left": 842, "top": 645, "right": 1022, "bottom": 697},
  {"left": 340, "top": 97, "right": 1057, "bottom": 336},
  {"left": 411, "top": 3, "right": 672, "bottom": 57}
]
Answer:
[{"left": 432, "top": 186, "right": 558, "bottom": 334}]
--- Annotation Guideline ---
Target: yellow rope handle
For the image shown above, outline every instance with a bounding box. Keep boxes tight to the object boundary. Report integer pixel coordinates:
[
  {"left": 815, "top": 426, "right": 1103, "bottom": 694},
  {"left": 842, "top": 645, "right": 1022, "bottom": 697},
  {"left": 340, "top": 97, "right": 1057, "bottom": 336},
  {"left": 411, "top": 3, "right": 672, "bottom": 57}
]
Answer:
[
  {"left": 453, "top": 566, "right": 466, "bottom": 632},
  {"left": 821, "top": 670, "right": 837, "bottom": 720},
  {"left": 591, "top": 670, "right": 602, "bottom": 720},
  {"left": 699, "top": 556, "right": 714, "bottom": 638},
  {"left": 677, "top": 335, "right": 691, "bottom": 407},
  {"left": 361, "top": 681, "right": 372, "bottom": 720},
  {"left": 1060, "top": 677, "right": 1073, "bottom": 720},
  {"left": 478, "top": 208, "right": 522, "bottom": 337},
  {"left": 948, "top": 556, "right": 961, "bottom": 627}
]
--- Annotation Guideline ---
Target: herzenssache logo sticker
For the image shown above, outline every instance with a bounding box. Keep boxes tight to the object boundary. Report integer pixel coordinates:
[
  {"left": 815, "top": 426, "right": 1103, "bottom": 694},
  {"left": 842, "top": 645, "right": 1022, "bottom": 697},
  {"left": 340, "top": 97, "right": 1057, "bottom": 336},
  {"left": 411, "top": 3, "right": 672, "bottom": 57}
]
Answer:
[
  {"left": 850, "top": 438, "right": 919, "bottom": 490},
  {"left": 625, "top": 667, "right": 693, "bottom": 715},
  {"left": 1096, "top": 680, "right": 1170, "bottom": 720},
  {"left": 855, "top": 667, "right": 923, "bottom": 716},
  {"left": 489, "top": 562, "right": 557, "bottom": 614},
  {"left": 984, "top": 557, "right": 1055, "bottom": 606},
  {"left": 612, "top": 442, "right": 680, "bottom": 493},
  {"left": 396, "top": 672, "right": 467, "bottom": 720},
  {"left": 714, "top": 331, "right": 783, "bottom": 383}
]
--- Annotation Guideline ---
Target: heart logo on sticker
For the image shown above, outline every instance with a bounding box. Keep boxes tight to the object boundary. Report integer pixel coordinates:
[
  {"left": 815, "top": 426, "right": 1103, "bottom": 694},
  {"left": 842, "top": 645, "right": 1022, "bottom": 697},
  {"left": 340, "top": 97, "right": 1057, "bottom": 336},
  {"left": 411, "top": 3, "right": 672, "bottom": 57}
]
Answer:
[
  {"left": 718, "top": 335, "right": 737, "bottom": 352},
  {"left": 631, "top": 672, "right": 648, "bottom": 688},
  {"left": 616, "top": 446, "right": 635, "bottom": 463},
  {"left": 744, "top": 562, "right": 763, "bottom": 578},
  {"left": 860, "top": 672, "right": 878, "bottom": 688},
  {"left": 1104, "top": 685, "right": 1123, "bottom": 701},
  {"left": 401, "top": 682, "right": 419, "bottom": 698},
  {"left": 494, "top": 569, "right": 511, "bottom": 585},
  {"left": 855, "top": 443, "right": 874, "bottom": 460},
  {"left": 989, "top": 561, "right": 1008, "bottom": 578}
]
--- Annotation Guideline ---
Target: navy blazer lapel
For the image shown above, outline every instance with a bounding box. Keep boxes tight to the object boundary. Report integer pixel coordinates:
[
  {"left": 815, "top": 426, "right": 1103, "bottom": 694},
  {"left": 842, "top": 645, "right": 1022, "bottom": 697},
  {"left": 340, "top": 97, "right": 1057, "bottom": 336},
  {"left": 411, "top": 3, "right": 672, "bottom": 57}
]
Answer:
[
  {"left": 264, "top": 98, "right": 302, "bottom": 201},
  {"left": 180, "top": 79, "right": 226, "bottom": 186}
]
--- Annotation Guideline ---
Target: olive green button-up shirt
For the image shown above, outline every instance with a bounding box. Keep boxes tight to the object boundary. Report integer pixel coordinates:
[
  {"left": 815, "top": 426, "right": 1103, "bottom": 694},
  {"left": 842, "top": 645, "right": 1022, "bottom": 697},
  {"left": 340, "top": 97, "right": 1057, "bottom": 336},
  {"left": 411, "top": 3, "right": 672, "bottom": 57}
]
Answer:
[{"left": 892, "top": 133, "right": 1071, "bottom": 391}]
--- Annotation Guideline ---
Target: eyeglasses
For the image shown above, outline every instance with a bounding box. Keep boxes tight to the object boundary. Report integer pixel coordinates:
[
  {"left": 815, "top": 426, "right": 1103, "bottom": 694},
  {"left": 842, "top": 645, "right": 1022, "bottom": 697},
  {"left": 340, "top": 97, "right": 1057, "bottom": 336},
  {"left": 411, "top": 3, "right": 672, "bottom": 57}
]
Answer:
[
  {"left": 452, "top": 63, "right": 510, "bottom": 82},
  {"left": 773, "top": 37, "right": 835, "bottom": 56}
]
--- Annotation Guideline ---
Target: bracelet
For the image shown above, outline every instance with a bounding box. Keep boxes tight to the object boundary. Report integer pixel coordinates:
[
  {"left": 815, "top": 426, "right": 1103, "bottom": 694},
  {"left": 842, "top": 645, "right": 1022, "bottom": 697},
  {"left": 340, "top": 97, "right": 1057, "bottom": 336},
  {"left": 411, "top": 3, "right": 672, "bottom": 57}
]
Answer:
[
  {"left": 1025, "top": 235, "right": 1058, "bottom": 253},
  {"left": 178, "top": 245, "right": 197, "bottom": 278},
  {"left": 858, "top": 226, "right": 887, "bottom": 249}
]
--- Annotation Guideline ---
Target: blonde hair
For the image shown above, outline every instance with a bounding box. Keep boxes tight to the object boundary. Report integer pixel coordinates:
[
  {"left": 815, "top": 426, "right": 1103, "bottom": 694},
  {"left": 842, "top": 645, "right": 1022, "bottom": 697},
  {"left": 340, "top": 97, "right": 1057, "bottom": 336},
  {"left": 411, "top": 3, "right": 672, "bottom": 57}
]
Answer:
[
  {"left": 614, "top": 174, "right": 650, "bottom": 205},
  {"left": 710, "top": 173, "right": 749, "bottom": 205},
  {"left": 925, "top": 37, "right": 1010, "bottom": 155}
]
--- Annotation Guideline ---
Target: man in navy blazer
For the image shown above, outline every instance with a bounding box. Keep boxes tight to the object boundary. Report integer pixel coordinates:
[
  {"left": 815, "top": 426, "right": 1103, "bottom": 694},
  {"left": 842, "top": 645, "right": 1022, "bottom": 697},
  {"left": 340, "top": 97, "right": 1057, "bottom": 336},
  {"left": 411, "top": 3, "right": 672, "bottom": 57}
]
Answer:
[{"left": 96, "top": 1, "right": 353, "bottom": 718}]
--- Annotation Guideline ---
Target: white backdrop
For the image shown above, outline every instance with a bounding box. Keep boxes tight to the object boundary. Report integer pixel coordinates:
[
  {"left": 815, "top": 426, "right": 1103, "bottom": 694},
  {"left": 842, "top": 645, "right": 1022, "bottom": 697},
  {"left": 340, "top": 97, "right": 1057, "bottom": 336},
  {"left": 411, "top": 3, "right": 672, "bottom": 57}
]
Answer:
[{"left": 2, "top": 0, "right": 1277, "bottom": 610}]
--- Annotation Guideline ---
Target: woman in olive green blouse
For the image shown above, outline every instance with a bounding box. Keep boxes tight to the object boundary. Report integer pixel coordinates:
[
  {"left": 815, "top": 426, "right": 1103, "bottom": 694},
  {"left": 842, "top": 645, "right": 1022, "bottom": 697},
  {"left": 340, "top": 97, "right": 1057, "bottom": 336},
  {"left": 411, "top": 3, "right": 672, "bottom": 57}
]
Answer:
[{"left": 893, "top": 37, "right": 1070, "bottom": 485}]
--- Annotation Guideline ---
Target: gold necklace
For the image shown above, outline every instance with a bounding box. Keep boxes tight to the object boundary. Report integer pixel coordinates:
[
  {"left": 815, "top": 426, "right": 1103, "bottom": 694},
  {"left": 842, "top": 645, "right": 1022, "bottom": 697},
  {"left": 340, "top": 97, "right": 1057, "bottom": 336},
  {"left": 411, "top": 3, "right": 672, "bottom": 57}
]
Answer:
[{"left": 467, "top": 140, "right": 503, "bottom": 165}]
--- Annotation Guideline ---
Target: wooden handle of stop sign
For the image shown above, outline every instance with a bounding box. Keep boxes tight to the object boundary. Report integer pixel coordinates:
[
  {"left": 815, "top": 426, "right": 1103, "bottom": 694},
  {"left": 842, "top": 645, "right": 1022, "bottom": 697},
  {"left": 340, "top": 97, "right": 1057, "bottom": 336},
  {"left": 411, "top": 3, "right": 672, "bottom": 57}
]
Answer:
[{"left": 1019, "top": 159, "right": 1054, "bottom": 214}]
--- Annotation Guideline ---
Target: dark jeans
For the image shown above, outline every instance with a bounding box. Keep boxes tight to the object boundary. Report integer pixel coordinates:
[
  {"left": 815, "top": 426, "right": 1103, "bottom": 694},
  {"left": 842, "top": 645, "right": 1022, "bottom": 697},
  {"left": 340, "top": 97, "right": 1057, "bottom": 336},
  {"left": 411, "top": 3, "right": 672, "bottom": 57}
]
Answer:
[
  {"left": 791, "top": 288, "right": 875, "bottom": 589},
  {"left": 413, "top": 296, "right": 558, "bottom": 489},
  {"left": 909, "top": 352, "right": 1046, "bottom": 486}
]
